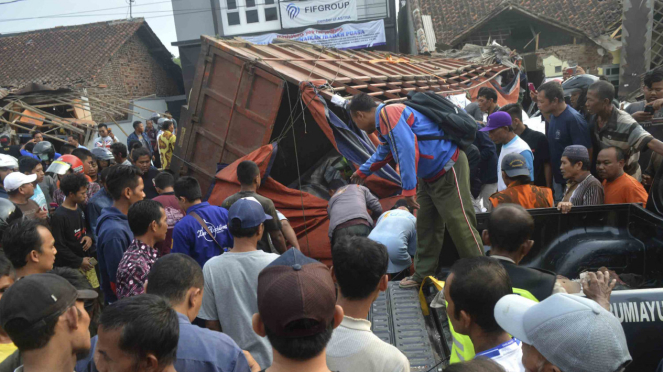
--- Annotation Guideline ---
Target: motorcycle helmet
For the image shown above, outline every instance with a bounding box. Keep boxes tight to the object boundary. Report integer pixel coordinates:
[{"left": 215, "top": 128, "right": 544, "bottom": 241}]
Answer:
[
  {"left": 0, "top": 198, "right": 17, "bottom": 230},
  {"left": 33, "top": 141, "right": 55, "bottom": 162},
  {"left": 562, "top": 74, "right": 600, "bottom": 111},
  {"left": 562, "top": 74, "right": 600, "bottom": 98},
  {"left": 91, "top": 147, "right": 114, "bottom": 161},
  {"left": 46, "top": 154, "right": 84, "bottom": 175}
]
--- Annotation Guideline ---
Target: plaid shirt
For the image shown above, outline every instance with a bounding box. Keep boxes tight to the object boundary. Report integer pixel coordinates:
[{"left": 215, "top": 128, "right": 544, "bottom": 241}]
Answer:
[
  {"left": 590, "top": 108, "right": 654, "bottom": 177},
  {"left": 116, "top": 239, "right": 158, "bottom": 300}
]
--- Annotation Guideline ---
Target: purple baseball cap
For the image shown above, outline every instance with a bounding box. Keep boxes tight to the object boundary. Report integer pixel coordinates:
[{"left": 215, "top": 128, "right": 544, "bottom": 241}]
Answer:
[{"left": 479, "top": 111, "right": 512, "bottom": 132}]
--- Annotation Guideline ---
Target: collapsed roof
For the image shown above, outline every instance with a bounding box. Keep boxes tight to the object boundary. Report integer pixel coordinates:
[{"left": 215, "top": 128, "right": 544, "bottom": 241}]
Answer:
[
  {"left": 416, "top": 0, "right": 623, "bottom": 47},
  {"left": 218, "top": 36, "right": 517, "bottom": 103}
]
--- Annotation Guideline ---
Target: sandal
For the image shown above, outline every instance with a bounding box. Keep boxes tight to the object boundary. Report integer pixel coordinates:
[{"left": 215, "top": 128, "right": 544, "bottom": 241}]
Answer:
[{"left": 399, "top": 276, "right": 422, "bottom": 289}]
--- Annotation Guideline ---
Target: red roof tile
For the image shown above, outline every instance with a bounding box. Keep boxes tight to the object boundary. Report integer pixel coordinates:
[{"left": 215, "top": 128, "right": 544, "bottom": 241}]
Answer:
[
  {"left": 0, "top": 19, "right": 146, "bottom": 88},
  {"left": 419, "top": 0, "right": 622, "bottom": 45}
]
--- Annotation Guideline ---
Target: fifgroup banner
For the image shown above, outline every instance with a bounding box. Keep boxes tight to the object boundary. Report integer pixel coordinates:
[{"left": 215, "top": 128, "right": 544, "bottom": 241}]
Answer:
[
  {"left": 280, "top": 0, "right": 357, "bottom": 28},
  {"left": 242, "top": 19, "right": 386, "bottom": 50}
]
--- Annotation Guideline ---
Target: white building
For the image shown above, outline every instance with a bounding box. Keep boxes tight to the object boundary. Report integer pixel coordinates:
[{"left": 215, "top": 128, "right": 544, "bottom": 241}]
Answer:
[{"left": 171, "top": 0, "right": 398, "bottom": 93}]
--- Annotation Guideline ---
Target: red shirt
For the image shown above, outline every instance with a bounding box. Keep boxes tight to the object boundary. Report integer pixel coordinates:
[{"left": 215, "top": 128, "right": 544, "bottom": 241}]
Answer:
[
  {"left": 602, "top": 173, "right": 648, "bottom": 205},
  {"left": 152, "top": 193, "right": 185, "bottom": 256}
]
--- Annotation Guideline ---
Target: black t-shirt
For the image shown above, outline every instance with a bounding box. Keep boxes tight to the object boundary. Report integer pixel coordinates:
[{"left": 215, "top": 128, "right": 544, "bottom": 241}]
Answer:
[
  {"left": 142, "top": 167, "right": 161, "bottom": 199},
  {"left": 519, "top": 126, "right": 551, "bottom": 187},
  {"left": 0, "top": 145, "right": 21, "bottom": 159},
  {"left": 51, "top": 206, "right": 93, "bottom": 268},
  {"left": 648, "top": 153, "right": 663, "bottom": 216},
  {"left": 497, "top": 259, "right": 556, "bottom": 301}
]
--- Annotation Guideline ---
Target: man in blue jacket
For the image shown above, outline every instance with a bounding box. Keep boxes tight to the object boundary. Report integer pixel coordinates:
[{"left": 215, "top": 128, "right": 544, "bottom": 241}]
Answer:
[
  {"left": 96, "top": 165, "right": 145, "bottom": 303},
  {"left": 87, "top": 167, "right": 114, "bottom": 241},
  {"left": 126, "top": 120, "right": 153, "bottom": 157},
  {"left": 349, "top": 93, "right": 483, "bottom": 289},
  {"left": 172, "top": 176, "right": 233, "bottom": 267}
]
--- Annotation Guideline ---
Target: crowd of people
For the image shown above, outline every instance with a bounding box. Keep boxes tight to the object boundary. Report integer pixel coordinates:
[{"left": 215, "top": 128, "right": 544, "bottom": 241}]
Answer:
[{"left": 0, "top": 66, "right": 658, "bottom": 372}]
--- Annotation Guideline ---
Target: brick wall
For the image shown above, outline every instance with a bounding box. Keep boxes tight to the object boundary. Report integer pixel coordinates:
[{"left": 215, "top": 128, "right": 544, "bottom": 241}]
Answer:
[
  {"left": 535, "top": 43, "right": 613, "bottom": 74},
  {"left": 93, "top": 33, "right": 181, "bottom": 122}
]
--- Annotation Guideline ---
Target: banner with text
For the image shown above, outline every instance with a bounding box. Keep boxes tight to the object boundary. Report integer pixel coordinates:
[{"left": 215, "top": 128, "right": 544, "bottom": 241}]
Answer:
[
  {"left": 280, "top": 0, "right": 357, "bottom": 28},
  {"left": 243, "top": 19, "right": 386, "bottom": 50}
]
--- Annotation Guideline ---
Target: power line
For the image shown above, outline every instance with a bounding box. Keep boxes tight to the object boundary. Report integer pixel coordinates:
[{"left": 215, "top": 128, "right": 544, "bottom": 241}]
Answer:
[
  {"left": 0, "top": 0, "right": 26, "bottom": 5},
  {"left": 0, "top": 3, "right": 387, "bottom": 22},
  {"left": 0, "top": 0, "right": 179, "bottom": 22}
]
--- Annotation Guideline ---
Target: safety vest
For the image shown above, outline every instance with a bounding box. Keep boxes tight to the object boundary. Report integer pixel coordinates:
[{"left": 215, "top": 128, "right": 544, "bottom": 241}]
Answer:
[{"left": 418, "top": 277, "right": 539, "bottom": 364}]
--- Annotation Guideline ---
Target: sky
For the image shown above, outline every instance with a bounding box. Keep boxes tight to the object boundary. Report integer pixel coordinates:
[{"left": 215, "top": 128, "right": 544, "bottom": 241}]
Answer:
[{"left": 0, "top": 0, "right": 181, "bottom": 56}]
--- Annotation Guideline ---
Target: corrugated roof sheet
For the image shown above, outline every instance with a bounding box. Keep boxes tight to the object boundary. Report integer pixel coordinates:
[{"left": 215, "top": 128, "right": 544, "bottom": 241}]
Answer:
[{"left": 208, "top": 36, "right": 513, "bottom": 103}]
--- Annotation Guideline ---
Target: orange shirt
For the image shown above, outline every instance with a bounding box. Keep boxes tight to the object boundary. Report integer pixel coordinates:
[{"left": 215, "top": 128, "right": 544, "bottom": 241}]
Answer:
[
  {"left": 602, "top": 173, "right": 648, "bottom": 205},
  {"left": 489, "top": 182, "right": 554, "bottom": 209}
]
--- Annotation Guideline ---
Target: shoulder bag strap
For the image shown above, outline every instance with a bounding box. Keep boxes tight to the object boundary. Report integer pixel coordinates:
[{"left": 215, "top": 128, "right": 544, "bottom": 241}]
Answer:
[{"left": 189, "top": 211, "right": 224, "bottom": 252}]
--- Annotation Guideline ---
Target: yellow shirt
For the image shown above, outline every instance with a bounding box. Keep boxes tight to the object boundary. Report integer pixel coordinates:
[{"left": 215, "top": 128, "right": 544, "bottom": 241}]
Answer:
[
  {"left": 158, "top": 131, "right": 176, "bottom": 169},
  {"left": 0, "top": 342, "right": 17, "bottom": 362}
]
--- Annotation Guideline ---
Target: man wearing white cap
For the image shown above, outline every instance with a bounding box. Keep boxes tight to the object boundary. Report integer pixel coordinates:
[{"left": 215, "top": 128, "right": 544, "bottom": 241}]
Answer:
[
  {"left": 494, "top": 285, "right": 632, "bottom": 372},
  {"left": 4, "top": 172, "right": 46, "bottom": 220},
  {"left": 0, "top": 154, "right": 18, "bottom": 200}
]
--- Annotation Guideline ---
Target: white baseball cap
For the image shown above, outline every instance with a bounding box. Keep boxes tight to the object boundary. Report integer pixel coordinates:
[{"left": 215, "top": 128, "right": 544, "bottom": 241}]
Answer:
[
  {"left": 0, "top": 155, "right": 18, "bottom": 170},
  {"left": 494, "top": 294, "right": 631, "bottom": 372},
  {"left": 4, "top": 172, "right": 37, "bottom": 192}
]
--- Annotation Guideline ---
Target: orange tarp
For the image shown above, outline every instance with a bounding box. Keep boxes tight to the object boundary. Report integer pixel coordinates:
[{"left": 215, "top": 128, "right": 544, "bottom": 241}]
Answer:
[{"left": 208, "top": 144, "right": 403, "bottom": 264}]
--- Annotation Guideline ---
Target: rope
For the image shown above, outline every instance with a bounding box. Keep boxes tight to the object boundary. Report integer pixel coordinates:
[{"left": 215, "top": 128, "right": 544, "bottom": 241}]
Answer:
[
  {"left": 258, "top": 57, "right": 313, "bottom": 255},
  {"left": 290, "top": 111, "right": 311, "bottom": 256}
]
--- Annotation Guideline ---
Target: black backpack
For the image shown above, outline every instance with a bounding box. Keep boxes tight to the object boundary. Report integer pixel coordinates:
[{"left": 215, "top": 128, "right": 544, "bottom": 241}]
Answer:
[{"left": 400, "top": 91, "right": 477, "bottom": 150}]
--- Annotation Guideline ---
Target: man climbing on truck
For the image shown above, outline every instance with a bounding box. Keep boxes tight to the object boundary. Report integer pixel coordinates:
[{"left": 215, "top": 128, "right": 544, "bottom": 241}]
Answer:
[{"left": 348, "top": 92, "right": 483, "bottom": 289}]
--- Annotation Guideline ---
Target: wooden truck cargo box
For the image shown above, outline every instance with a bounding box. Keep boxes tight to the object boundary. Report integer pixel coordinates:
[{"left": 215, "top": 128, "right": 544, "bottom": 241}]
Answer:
[{"left": 171, "top": 35, "right": 516, "bottom": 193}]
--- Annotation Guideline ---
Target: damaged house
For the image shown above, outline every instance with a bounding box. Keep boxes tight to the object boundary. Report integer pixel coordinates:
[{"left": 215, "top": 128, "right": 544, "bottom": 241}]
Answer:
[
  {"left": 0, "top": 18, "right": 184, "bottom": 143},
  {"left": 400, "top": 0, "right": 623, "bottom": 88}
]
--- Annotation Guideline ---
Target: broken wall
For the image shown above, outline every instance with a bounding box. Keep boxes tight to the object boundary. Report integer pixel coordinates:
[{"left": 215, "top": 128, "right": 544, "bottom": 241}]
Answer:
[
  {"left": 536, "top": 43, "right": 614, "bottom": 77},
  {"left": 93, "top": 34, "right": 181, "bottom": 122}
]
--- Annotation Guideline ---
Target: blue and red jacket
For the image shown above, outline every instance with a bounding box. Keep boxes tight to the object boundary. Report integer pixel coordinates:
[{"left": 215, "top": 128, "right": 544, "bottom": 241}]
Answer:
[{"left": 357, "top": 104, "right": 458, "bottom": 196}]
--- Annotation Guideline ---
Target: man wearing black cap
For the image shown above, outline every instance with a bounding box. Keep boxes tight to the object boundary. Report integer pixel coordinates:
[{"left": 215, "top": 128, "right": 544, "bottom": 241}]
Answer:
[
  {"left": 0, "top": 137, "right": 21, "bottom": 160},
  {"left": 199, "top": 198, "right": 279, "bottom": 369},
  {"left": 0, "top": 273, "right": 97, "bottom": 372},
  {"left": 489, "top": 153, "right": 553, "bottom": 210},
  {"left": 557, "top": 145, "right": 603, "bottom": 214},
  {"left": 253, "top": 248, "right": 344, "bottom": 372}
]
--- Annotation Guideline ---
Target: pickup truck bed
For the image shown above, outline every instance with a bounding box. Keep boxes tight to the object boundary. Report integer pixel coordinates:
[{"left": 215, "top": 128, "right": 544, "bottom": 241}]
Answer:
[{"left": 369, "top": 204, "right": 663, "bottom": 371}]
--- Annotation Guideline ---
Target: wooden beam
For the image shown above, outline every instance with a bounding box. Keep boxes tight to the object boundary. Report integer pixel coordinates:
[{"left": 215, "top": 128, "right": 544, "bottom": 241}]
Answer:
[
  {"left": 0, "top": 119, "right": 67, "bottom": 144},
  {"left": 611, "top": 25, "right": 622, "bottom": 39},
  {"left": 105, "top": 113, "right": 130, "bottom": 138}
]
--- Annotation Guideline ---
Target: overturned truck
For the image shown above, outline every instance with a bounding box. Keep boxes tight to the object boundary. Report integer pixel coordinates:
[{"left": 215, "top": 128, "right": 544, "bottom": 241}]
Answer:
[
  {"left": 173, "top": 36, "right": 663, "bottom": 371},
  {"left": 172, "top": 35, "right": 519, "bottom": 262}
]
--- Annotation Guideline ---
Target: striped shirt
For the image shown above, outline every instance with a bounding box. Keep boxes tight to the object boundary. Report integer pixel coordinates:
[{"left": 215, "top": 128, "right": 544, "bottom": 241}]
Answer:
[
  {"left": 564, "top": 173, "right": 604, "bottom": 206},
  {"left": 590, "top": 108, "right": 653, "bottom": 178}
]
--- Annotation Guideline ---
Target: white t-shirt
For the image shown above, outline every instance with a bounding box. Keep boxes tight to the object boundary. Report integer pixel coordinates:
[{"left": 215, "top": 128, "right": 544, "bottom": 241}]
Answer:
[
  {"left": 475, "top": 338, "right": 526, "bottom": 372},
  {"left": 198, "top": 250, "right": 279, "bottom": 369},
  {"left": 327, "top": 316, "right": 410, "bottom": 372},
  {"left": 94, "top": 136, "right": 114, "bottom": 149}
]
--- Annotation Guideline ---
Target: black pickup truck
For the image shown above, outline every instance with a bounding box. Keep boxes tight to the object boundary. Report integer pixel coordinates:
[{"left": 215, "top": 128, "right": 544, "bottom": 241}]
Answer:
[{"left": 369, "top": 203, "right": 663, "bottom": 371}]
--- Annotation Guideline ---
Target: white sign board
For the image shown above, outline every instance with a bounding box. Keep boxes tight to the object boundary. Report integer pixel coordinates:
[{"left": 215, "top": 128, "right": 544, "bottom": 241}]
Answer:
[
  {"left": 280, "top": 0, "right": 357, "bottom": 28},
  {"left": 243, "top": 19, "right": 386, "bottom": 50}
]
